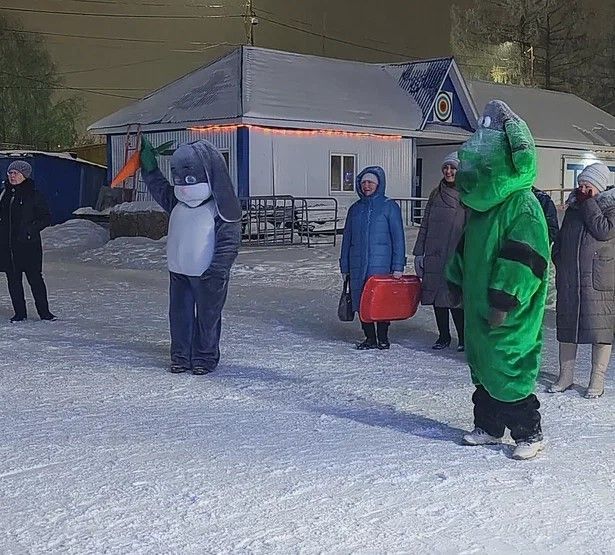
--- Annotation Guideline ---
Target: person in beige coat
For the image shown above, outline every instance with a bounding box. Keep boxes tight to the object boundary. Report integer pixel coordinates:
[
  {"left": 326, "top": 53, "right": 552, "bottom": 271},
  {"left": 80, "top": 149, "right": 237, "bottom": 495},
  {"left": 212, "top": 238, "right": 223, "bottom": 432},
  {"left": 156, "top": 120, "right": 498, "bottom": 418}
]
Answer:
[
  {"left": 550, "top": 162, "right": 615, "bottom": 398},
  {"left": 413, "top": 152, "right": 466, "bottom": 351}
]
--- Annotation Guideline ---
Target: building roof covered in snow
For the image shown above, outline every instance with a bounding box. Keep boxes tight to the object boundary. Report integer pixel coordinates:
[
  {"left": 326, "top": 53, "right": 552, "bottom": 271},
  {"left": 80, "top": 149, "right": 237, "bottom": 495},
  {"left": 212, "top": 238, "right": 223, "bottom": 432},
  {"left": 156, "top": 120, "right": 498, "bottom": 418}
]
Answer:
[
  {"left": 88, "top": 47, "right": 476, "bottom": 136},
  {"left": 468, "top": 80, "right": 615, "bottom": 148},
  {"left": 0, "top": 149, "right": 106, "bottom": 168}
]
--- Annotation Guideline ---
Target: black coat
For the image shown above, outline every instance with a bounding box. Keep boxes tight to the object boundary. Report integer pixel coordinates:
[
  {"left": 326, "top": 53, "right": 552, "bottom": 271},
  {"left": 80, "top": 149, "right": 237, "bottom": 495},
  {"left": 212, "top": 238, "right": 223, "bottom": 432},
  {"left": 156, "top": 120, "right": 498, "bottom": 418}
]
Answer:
[
  {"left": 0, "top": 179, "right": 51, "bottom": 273},
  {"left": 533, "top": 187, "right": 559, "bottom": 243}
]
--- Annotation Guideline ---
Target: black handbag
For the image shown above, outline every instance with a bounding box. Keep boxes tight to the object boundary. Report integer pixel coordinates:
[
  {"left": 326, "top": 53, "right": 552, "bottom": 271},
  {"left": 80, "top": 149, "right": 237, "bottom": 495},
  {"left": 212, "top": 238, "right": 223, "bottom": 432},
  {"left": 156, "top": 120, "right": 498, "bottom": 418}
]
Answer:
[{"left": 337, "top": 276, "right": 354, "bottom": 322}]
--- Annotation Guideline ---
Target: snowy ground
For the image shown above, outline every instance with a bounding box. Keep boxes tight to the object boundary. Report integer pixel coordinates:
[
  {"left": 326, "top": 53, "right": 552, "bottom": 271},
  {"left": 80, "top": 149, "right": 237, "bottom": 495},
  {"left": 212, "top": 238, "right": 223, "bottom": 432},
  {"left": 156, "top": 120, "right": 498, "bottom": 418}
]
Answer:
[{"left": 1, "top": 222, "right": 613, "bottom": 554}]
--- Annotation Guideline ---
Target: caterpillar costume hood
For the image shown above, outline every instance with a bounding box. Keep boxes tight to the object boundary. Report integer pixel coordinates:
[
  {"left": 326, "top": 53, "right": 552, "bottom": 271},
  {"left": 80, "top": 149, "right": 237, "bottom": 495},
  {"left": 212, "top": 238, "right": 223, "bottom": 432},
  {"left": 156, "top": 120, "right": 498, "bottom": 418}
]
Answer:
[
  {"left": 170, "top": 139, "right": 242, "bottom": 222},
  {"left": 457, "top": 100, "right": 537, "bottom": 212}
]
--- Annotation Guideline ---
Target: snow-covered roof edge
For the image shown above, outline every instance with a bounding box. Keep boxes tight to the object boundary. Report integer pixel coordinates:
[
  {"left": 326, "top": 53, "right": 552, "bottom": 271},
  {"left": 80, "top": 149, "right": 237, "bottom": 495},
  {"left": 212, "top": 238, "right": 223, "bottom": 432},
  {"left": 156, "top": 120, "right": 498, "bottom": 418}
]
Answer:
[{"left": 0, "top": 150, "right": 106, "bottom": 168}]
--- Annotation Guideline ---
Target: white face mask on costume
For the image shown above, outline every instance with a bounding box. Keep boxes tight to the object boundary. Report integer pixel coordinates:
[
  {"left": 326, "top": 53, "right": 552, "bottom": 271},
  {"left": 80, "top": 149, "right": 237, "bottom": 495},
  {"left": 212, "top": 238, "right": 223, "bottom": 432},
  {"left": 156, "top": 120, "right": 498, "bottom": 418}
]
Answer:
[{"left": 173, "top": 182, "right": 212, "bottom": 208}]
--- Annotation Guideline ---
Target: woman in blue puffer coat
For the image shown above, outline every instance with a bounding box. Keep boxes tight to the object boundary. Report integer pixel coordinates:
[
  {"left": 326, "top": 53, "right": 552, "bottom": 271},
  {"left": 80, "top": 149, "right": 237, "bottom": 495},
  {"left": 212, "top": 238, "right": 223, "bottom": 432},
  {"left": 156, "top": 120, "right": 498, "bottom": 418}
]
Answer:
[{"left": 340, "top": 166, "right": 406, "bottom": 349}]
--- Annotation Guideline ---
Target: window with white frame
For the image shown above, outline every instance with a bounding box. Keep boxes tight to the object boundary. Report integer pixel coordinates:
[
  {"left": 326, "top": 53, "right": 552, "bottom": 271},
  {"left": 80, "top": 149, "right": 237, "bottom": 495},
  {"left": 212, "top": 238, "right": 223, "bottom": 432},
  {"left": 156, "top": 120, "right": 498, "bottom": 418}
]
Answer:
[{"left": 330, "top": 154, "right": 356, "bottom": 193}]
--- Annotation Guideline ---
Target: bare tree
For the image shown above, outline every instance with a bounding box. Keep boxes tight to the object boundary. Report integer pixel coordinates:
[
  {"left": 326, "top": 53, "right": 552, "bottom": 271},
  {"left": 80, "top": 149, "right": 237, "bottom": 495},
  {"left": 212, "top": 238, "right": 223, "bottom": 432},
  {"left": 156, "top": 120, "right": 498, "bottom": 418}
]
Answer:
[
  {"left": 451, "top": 0, "right": 600, "bottom": 92},
  {"left": 0, "top": 15, "right": 83, "bottom": 150}
]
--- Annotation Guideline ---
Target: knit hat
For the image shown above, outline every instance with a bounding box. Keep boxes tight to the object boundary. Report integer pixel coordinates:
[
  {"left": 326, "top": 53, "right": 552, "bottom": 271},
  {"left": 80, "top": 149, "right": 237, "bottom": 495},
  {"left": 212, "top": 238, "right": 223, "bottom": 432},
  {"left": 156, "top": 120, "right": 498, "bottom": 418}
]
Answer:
[
  {"left": 577, "top": 162, "right": 610, "bottom": 192},
  {"left": 7, "top": 160, "right": 32, "bottom": 179},
  {"left": 442, "top": 151, "right": 459, "bottom": 170},
  {"left": 360, "top": 172, "right": 379, "bottom": 184}
]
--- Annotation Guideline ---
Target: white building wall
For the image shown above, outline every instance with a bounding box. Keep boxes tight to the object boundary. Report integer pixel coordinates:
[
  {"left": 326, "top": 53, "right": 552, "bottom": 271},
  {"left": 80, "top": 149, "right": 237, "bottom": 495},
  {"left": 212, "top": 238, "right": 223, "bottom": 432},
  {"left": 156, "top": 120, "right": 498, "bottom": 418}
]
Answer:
[
  {"left": 110, "top": 128, "right": 237, "bottom": 201},
  {"left": 249, "top": 129, "right": 413, "bottom": 213},
  {"left": 416, "top": 144, "right": 459, "bottom": 197}
]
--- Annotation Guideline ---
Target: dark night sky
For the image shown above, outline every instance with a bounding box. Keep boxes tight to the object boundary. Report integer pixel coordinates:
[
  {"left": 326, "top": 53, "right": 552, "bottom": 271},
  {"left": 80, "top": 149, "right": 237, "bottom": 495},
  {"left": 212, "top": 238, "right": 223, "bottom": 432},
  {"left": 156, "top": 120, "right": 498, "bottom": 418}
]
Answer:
[{"left": 0, "top": 0, "right": 481, "bottom": 128}]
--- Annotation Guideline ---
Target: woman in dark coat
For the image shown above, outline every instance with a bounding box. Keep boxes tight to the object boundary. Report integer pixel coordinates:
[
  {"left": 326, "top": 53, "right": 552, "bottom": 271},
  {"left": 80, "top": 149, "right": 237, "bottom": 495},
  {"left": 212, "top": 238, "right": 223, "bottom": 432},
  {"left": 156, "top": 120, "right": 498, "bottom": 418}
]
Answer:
[
  {"left": 340, "top": 166, "right": 406, "bottom": 350},
  {"left": 412, "top": 152, "right": 466, "bottom": 351},
  {"left": 550, "top": 162, "right": 615, "bottom": 398},
  {"left": 0, "top": 160, "right": 55, "bottom": 322}
]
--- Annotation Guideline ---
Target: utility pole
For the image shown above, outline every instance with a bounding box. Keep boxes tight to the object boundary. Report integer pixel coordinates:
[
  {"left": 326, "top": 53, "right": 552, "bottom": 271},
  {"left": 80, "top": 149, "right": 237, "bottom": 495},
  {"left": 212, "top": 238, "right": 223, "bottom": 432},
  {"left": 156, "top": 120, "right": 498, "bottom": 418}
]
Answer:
[
  {"left": 244, "top": 0, "right": 258, "bottom": 46},
  {"left": 321, "top": 10, "right": 327, "bottom": 56},
  {"left": 526, "top": 45, "right": 535, "bottom": 86}
]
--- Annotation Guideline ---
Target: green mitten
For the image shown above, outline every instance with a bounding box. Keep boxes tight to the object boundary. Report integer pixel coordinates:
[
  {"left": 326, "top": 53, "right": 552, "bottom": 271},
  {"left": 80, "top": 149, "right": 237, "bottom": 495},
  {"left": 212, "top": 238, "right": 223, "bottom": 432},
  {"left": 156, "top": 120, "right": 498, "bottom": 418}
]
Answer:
[{"left": 140, "top": 137, "right": 158, "bottom": 173}]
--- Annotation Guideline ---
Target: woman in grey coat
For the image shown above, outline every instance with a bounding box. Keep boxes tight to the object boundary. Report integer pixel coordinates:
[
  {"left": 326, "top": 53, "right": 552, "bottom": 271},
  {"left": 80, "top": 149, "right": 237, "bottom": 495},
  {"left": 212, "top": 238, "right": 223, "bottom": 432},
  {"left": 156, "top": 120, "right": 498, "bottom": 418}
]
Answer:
[
  {"left": 550, "top": 162, "right": 615, "bottom": 398},
  {"left": 412, "top": 152, "right": 466, "bottom": 351}
]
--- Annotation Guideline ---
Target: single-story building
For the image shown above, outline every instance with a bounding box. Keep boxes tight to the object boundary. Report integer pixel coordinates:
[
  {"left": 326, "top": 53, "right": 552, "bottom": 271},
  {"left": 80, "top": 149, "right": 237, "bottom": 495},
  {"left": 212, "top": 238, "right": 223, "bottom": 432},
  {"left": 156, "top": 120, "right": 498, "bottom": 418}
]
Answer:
[
  {"left": 88, "top": 46, "right": 615, "bottom": 211},
  {"left": 419, "top": 81, "right": 615, "bottom": 201},
  {"left": 0, "top": 150, "right": 106, "bottom": 224}
]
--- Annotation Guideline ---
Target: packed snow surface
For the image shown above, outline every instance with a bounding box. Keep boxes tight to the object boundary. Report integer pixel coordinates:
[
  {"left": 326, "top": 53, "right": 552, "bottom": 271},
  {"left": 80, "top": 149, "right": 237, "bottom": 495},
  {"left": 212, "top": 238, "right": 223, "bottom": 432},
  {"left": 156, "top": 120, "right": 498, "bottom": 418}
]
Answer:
[{"left": 0, "top": 229, "right": 613, "bottom": 554}]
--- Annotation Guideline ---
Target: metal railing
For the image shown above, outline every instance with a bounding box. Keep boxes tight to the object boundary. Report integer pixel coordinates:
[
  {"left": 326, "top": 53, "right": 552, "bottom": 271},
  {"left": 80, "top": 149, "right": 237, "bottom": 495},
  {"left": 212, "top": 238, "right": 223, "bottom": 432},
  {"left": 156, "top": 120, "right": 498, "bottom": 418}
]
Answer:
[
  {"left": 239, "top": 195, "right": 339, "bottom": 247},
  {"left": 392, "top": 197, "right": 429, "bottom": 227},
  {"left": 296, "top": 196, "right": 339, "bottom": 247}
]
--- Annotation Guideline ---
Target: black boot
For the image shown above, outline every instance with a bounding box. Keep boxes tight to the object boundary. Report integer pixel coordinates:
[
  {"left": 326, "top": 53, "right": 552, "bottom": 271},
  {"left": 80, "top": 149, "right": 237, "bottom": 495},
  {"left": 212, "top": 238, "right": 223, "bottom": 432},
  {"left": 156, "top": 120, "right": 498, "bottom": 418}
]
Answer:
[
  {"left": 357, "top": 339, "right": 378, "bottom": 350},
  {"left": 192, "top": 366, "right": 214, "bottom": 375},
  {"left": 40, "top": 312, "right": 57, "bottom": 321},
  {"left": 432, "top": 336, "right": 451, "bottom": 350},
  {"left": 358, "top": 321, "right": 378, "bottom": 350},
  {"left": 10, "top": 314, "right": 27, "bottom": 323},
  {"left": 170, "top": 364, "right": 189, "bottom": 373},
  {"left": 377, "top": 322, "right": 390, "bottom": 350}
]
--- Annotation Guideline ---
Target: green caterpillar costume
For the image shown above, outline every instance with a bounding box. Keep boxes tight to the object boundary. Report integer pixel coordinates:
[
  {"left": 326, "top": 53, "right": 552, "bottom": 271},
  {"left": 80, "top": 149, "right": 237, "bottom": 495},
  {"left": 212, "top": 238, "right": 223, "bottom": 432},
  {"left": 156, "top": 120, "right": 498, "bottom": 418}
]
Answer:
[{"left": 446, "top": 100, "right": 550, "bottom": 403}]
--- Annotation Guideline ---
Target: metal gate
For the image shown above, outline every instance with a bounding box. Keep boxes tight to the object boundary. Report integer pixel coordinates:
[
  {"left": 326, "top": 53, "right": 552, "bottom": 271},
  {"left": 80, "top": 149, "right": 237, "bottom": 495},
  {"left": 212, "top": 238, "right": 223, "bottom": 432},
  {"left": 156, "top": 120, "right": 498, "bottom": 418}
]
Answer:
[{"left": 239, "top": 195, "right": 339, "bottom": 247}]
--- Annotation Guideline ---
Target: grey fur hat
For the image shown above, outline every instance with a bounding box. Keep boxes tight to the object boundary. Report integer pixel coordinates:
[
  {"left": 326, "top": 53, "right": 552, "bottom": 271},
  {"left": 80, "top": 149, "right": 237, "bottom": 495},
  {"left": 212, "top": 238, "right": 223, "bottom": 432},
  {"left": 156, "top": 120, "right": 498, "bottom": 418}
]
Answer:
[
  {"left": 7, "top": 160, "right": 32, "bottom": 179},
  {"left": 577, "top": 162, "right": 611, "bottom": 192},
  {"left": 442, "top": 152, "right": 459, "bottom": 170}
]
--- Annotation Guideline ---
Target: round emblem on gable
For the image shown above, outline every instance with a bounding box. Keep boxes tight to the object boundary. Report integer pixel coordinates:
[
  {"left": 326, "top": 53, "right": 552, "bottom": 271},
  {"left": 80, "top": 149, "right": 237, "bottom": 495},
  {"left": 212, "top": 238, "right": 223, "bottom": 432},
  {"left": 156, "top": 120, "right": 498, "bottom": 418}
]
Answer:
[{"left": 435, "top": 91, "right": 452, "bottom": 123}]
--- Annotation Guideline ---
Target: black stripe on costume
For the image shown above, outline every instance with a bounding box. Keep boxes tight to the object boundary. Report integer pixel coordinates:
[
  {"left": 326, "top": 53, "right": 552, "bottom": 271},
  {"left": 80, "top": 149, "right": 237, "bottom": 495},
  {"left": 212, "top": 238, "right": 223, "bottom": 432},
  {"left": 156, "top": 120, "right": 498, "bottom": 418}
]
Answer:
[
  {"left": 488, "top": 288, "right": 518, "bottom": 311},
  {"left": 500, "top": 240, "right": 547, "bottom": 279},
  {"left": 511, "top": 143, "right": 531, "bottom": 153}
]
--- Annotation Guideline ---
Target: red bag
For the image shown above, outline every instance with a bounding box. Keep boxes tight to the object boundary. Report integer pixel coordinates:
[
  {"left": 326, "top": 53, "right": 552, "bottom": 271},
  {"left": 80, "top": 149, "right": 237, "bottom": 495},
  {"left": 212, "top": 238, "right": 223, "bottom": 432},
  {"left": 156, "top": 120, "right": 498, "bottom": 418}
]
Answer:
[{"left": 359, "top": 275, "right": 422, "bottom": 323}]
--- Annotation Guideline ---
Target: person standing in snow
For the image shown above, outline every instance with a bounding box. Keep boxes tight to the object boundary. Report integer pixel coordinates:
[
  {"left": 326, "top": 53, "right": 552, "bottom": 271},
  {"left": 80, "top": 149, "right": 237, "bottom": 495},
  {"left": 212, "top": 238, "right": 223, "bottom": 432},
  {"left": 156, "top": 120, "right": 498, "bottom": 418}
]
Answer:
[
  {"left": 412, "top": 152, "right": 466, "bottom": 351},
  {"left": 445, "top": 100, "right": 550, "bottom": 460},
  {"left": 340, "top": 166, "right": 406, "bottom": 350},
  {"left": 0, "top": 161, "right": 56, "bottom": 323},
  {"left": 549, "top": 162, "right": 615, "bottom": 398},
  {"left": 532, "top": 187, "right": 559, "bottom": 244},
  {"left": 139, "top": 138, "right": 242, "bottom": 375}
]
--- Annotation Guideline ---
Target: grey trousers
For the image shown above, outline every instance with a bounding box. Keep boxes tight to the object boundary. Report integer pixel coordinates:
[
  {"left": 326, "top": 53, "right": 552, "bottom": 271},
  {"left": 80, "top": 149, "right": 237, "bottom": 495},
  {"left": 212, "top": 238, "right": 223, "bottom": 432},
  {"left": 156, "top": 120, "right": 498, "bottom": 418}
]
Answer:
[{"left": 169, "top": 271, "right": 230, "bottom": 370}]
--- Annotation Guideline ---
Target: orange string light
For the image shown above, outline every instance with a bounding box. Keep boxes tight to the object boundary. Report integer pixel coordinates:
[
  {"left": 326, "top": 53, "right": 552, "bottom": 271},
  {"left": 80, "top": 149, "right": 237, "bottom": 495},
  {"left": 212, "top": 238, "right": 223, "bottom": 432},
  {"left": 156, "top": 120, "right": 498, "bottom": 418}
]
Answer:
[{"left": 187, "top": 123, "right": 402, "bottom": 141}]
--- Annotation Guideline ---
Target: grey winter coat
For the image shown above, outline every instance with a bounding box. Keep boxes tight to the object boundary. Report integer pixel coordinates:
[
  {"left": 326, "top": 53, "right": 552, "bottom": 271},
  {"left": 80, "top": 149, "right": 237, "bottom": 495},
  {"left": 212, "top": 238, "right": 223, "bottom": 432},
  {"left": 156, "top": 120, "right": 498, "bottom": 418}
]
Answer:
[
  {"left": 413, "top": 180, "right": 466, "bottom": 307},
  {"left": 553, "top": 189, "right": 615, "bottom": 344}
]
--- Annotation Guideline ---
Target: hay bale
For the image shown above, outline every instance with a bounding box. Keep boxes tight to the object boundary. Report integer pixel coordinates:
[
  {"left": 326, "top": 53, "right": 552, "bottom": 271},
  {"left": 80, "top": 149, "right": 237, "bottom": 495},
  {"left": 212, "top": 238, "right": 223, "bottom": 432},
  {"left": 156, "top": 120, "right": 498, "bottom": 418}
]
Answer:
[{"left": 109, "top": 201, "right": 168, "bottom": 240}]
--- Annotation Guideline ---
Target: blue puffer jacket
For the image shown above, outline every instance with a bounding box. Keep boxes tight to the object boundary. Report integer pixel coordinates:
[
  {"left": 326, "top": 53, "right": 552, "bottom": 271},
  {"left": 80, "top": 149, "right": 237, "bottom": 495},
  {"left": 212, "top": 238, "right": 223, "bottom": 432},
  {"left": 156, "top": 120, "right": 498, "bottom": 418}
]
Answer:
[{"left": 339, "top": 166, "right": 406, "bottom": 312}]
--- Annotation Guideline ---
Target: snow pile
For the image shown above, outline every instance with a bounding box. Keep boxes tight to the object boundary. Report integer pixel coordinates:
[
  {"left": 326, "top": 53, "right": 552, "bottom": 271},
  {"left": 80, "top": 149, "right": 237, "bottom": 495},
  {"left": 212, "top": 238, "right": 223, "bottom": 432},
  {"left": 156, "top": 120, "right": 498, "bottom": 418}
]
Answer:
[
  {"left": 41, "top": 219, "right": 109, "bottom": 253},
  {"left": 73, "top": 206, "right": 112, "bottom": 216},
  {"left": 110, "top": 200, "right": 165, "bottom": 214},
  {"left": 79, "top": 236, "right": 167, "bottom": 270}
]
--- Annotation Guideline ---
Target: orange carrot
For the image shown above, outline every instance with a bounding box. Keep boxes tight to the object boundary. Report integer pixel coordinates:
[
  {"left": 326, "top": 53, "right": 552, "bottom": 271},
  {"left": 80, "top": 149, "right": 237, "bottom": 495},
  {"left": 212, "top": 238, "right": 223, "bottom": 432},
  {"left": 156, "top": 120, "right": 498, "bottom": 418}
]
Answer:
[{"left": 110, "top": 150, "right": 141, "bottom": 188}]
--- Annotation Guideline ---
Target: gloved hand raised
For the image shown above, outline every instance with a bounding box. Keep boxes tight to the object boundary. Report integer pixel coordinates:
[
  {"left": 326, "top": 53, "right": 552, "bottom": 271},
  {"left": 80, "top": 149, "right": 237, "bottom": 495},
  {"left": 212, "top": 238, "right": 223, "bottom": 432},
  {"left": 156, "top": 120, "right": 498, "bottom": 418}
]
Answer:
[{"left": 140, "top": 137, "right": 159, "bottom": 173}]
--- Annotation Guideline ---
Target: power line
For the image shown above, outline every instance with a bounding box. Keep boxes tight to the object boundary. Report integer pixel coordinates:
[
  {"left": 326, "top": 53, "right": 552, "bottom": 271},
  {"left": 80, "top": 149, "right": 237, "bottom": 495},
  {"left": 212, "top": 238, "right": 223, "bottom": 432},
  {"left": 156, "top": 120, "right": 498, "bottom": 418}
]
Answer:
[
  {"left": 0, "top": 26, "right": 239, "bottom": 49},
  {"left": 0, "top": 70, "right": 140, "bottom": 99},
  {"left": 255, "top": 13, "right": 417, "bottom": 60},
  {"left": 66, "top": 0, "right": 237, "bottom": 6},
  {"left": 0, "top": 6, "right": 244, "bottom": 19},
  {"left": 57, "top": 58, "right": 169, "bottom": 76}
]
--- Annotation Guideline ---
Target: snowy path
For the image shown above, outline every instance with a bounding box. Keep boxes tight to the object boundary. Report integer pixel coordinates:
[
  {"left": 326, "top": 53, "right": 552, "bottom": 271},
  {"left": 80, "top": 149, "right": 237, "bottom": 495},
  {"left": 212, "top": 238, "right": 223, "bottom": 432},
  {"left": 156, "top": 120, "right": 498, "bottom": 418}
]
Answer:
[{"left": 0, "top": 240, "right": 613, "bottom": 554}]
